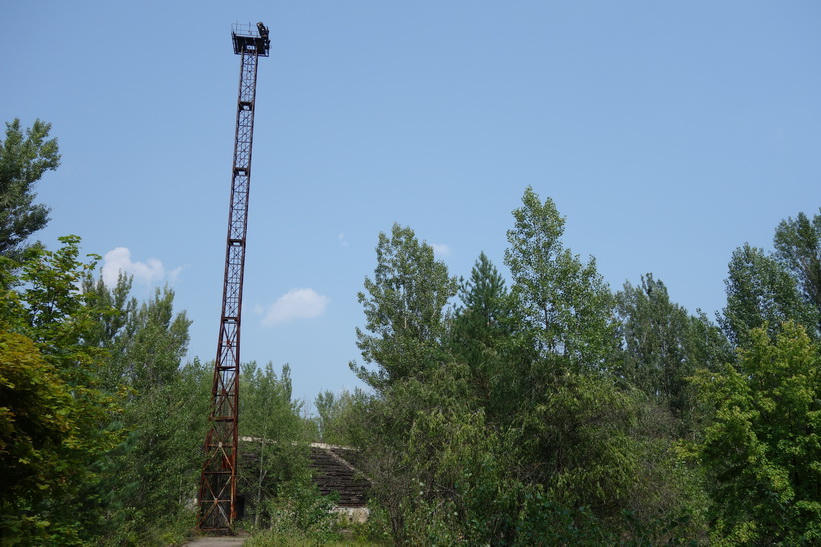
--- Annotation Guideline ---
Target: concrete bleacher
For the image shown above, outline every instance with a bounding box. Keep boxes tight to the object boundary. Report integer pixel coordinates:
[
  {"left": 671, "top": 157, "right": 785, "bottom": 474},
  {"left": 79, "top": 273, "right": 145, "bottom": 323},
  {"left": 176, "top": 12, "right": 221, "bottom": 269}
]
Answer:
[{"left": 308, "top": 443, "right": 370, "bottom": 508}]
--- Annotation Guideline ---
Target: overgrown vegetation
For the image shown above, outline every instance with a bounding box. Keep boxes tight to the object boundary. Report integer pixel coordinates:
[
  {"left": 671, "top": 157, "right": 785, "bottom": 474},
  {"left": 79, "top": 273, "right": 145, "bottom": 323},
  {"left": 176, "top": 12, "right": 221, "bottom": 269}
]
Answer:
[
  {"left": 2, "top": 119, "right": 820, "bottom": 545},
  {"left": 336, "top": 189, "right": 821, "bottom": 545}
]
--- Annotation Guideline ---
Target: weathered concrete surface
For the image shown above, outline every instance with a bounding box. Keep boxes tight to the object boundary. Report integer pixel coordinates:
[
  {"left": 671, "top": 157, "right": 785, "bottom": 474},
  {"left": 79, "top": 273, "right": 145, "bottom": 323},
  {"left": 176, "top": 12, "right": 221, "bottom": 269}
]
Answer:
[{"left": 183, "top": 534, "right": 247, "bottom": 546}]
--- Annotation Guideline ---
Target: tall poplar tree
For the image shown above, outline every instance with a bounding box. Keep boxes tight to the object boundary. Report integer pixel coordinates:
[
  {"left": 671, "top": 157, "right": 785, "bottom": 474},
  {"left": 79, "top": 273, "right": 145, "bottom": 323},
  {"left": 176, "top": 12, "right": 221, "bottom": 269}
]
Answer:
[
  {"left": 616, "top": 274, "right": 730, "bottom": 430},
  {"left": 239, "top": 362, "right": 307, "bottom": 527},
  {"left": 350, "top": 223, "right": 458, "bottom": 391},
  {"left": 0, "top": 119, "right": 60, "bottom": 259},
  {"left": 774, "top": 209, "right": 821, "bottom": 335},
  {"left": 720, "top": 244, "right": 813, "bottom": 348},
  {"left": 504, "top": 186, "right": 617, "bottom": 370}
]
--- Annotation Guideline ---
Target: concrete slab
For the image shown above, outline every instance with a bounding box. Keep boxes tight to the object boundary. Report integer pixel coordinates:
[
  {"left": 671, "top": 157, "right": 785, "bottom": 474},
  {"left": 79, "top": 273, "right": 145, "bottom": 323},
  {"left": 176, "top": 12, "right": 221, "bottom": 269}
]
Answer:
[{"left": 183, "top": 535, "right": 247, "bottom": 546}]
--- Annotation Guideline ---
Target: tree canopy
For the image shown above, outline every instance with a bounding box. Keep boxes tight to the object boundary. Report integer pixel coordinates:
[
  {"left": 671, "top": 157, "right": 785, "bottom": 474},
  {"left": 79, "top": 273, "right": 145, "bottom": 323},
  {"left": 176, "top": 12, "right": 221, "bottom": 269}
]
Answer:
[
  {"left": 350, "top": 222, "right": 458, "bottom": 391},
  {"left": 4, "top": 116, "right": 821, "bottom": 545},
  {"left": 689, "top": 322, "right": 821, "bottom": 544},
  {"left": 505, "top": 186, "right": 617, "bottom": 369},
  {"left": 0, "top": 119, "right": 60, "bottom": 259}
]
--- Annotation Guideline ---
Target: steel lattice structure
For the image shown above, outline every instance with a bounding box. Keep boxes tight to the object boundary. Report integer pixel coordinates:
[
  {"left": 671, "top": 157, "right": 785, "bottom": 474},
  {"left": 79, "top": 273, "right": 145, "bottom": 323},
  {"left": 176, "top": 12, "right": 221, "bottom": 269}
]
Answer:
[{"left": 197, "top": 22, "right": 270, "bottom": 533}]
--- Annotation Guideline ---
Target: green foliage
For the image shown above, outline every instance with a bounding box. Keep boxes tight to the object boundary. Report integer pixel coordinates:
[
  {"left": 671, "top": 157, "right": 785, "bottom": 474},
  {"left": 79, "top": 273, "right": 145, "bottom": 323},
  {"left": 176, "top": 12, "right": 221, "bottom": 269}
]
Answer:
[
  {"left": 352, "top": 364, "right": 515, "bottom": 544},
  {"left": 350, "top": 223, "right": 458, "bottom": 391},
  {"left": 0, "top": 331, "right": 76, "bottom": 541},
  {"left": 400, "top": 388, "right": 514, "bottom": 542},
  {"left": 85, "top": 277, "right": 191, "bottom": 396},
  {"left": 513, "top": 369, "right": 688, "bottom": 529},
  {"left": 81, "top": 271, "right": 136, "bottom": 351},
  {"left": 70, "top": 273, "right": 200, "bottom": 545},
  {"left": 92, "top": 360, "right": 209, "bottom": 546},
  {"left": 313, "top": 388, "right": 369, "bottom": 446},
  {"left": 452, "top": 252, "right": 513, "bottom": 354},
  {"left": 720, "top": 244, "right": 814, "bottom": 348},
  {"left": 346, "top": 200, "right": 710, "bottom": 545},
  {"left": 0, "top": 233, "right": 201, "bottom": 544},
  {"left": 773, "top": 209, "right": 821, "bottom": 334},
  {"left": 616, "top": 274, "right": 731, "bottom": 432},
  {"left": 0, "top": 236, "right": 123, "bottom": 544},
  {"left": 0, "top": 118, "right": 60, "bottom": 259},
  {"left": 245, "top": 478, "right": 340, "bottom": 545},
  {"left": 350, "top": 358, "right": 705, "bottom": 544},
  {"left": 239, "top": 362, "right": 310, "bottom": 528},
  {"left": 449, "top": 252, "right": 529, "bottom": 416},
  {"left": 504, "top": 186, "right": 617, "bottom": 369},
  {"left": 17, "top": 236, "right": 102, "bottom": 357},
  {"left": 689, "top": 322, "right": 821, "bottom": 544},
  {"left": 514, "top": 491, "right": 610, "bottom": 546}
]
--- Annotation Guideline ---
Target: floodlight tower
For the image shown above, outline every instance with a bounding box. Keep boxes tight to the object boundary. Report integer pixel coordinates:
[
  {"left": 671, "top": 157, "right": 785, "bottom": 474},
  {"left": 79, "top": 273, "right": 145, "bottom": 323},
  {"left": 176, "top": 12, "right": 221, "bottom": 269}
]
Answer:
[{"left": 197, "top": 21, "right": 270, "bottom": 533}]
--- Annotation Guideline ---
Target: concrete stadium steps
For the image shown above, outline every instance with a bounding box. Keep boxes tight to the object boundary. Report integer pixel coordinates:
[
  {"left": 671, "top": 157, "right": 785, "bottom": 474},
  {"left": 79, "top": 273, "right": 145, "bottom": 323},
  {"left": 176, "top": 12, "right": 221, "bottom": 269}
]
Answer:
[{"left": 309, "top": 444, "right": 369, "bottom": 507}]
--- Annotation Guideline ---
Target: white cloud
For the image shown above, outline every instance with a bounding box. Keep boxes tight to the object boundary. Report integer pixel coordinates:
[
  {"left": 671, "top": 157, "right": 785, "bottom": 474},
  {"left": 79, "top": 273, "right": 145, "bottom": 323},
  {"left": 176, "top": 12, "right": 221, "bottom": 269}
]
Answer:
[
  {"left": 262, "top": 288, "right": 330, "bottom": 326},
  {"left": 431, "top": 243, "right": 452, "bottom": 258},
  {"left": 338, "top": 233, "right": 349, "bottom": 247},
  {"left": 167, "top": 266, "right": 185, "bottom": 284},
  {"left": 101, "top": 247, "right": 172, "bottom": 286}
]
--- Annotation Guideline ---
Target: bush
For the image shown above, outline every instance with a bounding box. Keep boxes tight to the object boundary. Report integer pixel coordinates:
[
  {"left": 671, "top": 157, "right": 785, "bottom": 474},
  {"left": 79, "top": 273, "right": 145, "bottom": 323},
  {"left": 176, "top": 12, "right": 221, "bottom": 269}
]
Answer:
[{"left": 243, "top": 477, "right": 339, "bottom": 545}]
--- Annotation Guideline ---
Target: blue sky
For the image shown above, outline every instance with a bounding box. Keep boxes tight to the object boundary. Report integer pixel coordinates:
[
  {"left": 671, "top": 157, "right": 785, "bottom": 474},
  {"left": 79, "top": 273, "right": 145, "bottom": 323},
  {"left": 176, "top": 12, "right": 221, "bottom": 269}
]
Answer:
[{"left": 4, "top": 2, "right": 820, "bottom": 406}]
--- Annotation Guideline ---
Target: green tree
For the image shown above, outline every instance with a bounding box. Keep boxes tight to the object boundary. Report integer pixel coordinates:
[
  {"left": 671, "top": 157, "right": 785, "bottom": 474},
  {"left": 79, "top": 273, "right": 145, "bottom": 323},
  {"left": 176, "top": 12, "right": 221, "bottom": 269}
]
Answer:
[
  {"left": 239, "top": 362, "right": 308, "bottom": 527},
  {"left": 350, "top": 223, "right": 458, "bottom": 391},
  {"left": 353, "top": 360, "right": 704, "bottom": 544},
  {"left": 617, "top": 275, "right": 690, "bottom": 409},
  {"left": 12, "top": 247, "right": 199, "bottom": 544},
  {"left": 0, "top": 119, "right": 60, "bottom": 259},
  {"left": 313, "top": 388, "right": 368, "bottom": 446},
  {"left": 343, "top": 215, "right": 708, "bottom": 544},
  {"left": 313, "top": 390, "right": 340, "bottom": 443},
  {"left": 449, "top": 252, "right": 536, "bottom": 420},
  {"left": 104, "top": 285, "right": 191, "bottom": 395},
  {"left": 0, "top": 236, "right": 123, "bottom": 544},
  {"left": 383, "top": 374, "right": 523, "bottom": 545},
  {"left": 774, "top": 209, "right": 821, "bottom": 334},
  {"left": 616, "top": 274, "right": 730, "bottom": 429},
  {"left": 720, "top": 244, "right": 813, "bottom": 348},
  {"left": 688, "top": 322, "right": 821, "bottom": 544},
  {"left": 450, "top": 252, "right": 515, "bottom": 367},
  {"left": 0, "top": 331, "right": 78, "bottom": 541},
  {"left": 93, "top": 360, "right": 210, "bottom": 545},
  {"left": 82, "top": 271, "right": 136, "bottom": 352},
  {"left": 78, "top": 276, "right": 198, "bottom": 544},
  {"left": 504, "top": 186, "right": 617, "bottom": 370}
]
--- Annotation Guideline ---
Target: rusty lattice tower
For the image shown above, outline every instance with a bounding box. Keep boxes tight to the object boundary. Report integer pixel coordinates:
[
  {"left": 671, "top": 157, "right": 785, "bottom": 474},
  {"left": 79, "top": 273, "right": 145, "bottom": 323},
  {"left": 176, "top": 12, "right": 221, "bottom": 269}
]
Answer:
[{"left": 197, "top": 21, "right": 270, "bottom": 532}]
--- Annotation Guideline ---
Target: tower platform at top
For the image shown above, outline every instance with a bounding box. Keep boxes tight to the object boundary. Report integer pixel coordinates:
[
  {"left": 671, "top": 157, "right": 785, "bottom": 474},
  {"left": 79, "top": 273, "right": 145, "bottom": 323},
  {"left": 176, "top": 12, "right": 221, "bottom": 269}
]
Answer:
[{"left": 231, "top": 22, "right": 270, "bottom": 57}]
